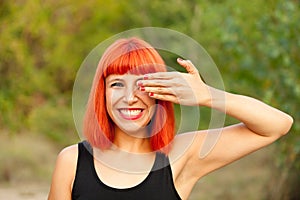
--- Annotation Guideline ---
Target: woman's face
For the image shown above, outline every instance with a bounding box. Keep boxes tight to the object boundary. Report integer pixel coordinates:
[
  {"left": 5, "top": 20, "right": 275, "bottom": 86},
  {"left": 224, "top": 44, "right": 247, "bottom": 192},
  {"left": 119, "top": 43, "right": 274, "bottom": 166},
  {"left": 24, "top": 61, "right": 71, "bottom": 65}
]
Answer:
[{"left": 105, "top": 73, "right": 156, "bottom": 137}]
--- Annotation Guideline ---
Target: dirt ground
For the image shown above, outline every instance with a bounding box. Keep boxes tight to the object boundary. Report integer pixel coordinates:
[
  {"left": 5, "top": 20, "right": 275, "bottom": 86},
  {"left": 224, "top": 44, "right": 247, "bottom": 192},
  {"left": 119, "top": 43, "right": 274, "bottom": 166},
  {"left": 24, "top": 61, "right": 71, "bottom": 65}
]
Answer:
[{"left": 0, "top": 183, "right": 49, "bottom": 200}]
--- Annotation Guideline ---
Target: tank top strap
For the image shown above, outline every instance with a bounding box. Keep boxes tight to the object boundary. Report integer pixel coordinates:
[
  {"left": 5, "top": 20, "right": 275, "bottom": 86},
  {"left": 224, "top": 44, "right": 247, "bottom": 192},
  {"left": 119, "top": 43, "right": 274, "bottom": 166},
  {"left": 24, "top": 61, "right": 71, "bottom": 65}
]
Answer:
[
  {"left": 152, "top": 152, "right": 170, "bottom": 171},
  {"left": 81, "top": 140, "right": 93, "bottom": 154}
]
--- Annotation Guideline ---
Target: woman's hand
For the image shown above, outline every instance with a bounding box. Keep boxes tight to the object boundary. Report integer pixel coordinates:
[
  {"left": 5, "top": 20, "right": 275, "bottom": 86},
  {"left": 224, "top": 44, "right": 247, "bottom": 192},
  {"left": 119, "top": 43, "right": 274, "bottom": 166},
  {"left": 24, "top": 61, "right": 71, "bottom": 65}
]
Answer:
[{"left": 137, "top": 58, "right": 211, "bottom": 106}]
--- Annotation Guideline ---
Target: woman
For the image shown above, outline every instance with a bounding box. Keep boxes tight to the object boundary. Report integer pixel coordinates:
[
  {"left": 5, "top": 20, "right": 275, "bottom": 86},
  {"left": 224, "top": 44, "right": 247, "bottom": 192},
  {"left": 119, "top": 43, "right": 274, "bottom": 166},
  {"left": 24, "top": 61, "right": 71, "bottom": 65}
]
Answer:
[{"left": 48, "top": 37, "right": 293, "bottom": 200}]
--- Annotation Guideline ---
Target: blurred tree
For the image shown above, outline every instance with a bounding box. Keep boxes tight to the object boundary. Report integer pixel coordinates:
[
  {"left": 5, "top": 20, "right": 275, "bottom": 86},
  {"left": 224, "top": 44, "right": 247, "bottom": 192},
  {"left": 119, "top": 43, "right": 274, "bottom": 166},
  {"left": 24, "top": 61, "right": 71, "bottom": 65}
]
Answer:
[{"left": 0, "top": 0, "right": 298, "bottom": 198}]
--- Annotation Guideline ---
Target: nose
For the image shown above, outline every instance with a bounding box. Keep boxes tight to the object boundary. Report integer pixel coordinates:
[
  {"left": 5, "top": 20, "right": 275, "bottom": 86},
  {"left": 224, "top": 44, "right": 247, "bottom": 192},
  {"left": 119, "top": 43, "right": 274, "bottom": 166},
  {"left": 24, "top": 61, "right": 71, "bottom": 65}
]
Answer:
[{"left": 123, "top": 86, "right": 138, "bottom": 105}]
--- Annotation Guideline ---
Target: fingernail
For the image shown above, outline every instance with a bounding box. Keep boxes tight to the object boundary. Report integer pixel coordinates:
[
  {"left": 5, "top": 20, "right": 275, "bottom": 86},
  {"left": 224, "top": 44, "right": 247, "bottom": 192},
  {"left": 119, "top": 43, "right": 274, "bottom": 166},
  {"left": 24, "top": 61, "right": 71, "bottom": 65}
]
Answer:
[
  {"left": 137, "top": 81, "right": 143, "bottom": 86},
  {"left": 177, "top": 58, "right": 183, "bottom": 61},
  {"left": 140, "top": 86, "right": 145, "bottom": 91},
  {"left": 149, "top": 92, "right": 154, "bottom": 97},
  {"left": 143, "top": 75, "right": 149, "bottom": 80}
]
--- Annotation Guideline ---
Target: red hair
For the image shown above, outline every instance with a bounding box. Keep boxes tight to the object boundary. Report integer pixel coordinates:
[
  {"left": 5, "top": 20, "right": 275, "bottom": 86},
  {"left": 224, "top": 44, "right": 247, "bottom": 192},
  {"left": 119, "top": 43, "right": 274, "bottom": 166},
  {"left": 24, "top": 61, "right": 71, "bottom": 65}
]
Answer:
[{"left": 83, "top": 37, "right": 175, "bottom": 154}]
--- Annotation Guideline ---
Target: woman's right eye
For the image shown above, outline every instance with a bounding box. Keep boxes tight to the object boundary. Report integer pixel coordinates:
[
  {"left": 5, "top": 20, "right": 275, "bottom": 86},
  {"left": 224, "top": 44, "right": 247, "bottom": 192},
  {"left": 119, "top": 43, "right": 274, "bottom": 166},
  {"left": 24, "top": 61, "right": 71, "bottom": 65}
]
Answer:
[{"left": 111, "top": 82, "right": 124, "bottom": 87}]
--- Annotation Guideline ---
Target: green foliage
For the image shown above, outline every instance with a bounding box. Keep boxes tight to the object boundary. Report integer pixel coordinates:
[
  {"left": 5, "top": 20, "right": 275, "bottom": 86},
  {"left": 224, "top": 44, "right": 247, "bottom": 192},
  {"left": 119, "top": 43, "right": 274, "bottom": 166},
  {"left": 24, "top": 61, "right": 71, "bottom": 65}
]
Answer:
[
  {"left": 27, "top": 101, "right": 78, "bottom": 145},
  {"left": 219, "top": 0, "right": 300, "bottom": 166},
  {"left": 0, "top": 0, "right": 299, "bottom": 197}
]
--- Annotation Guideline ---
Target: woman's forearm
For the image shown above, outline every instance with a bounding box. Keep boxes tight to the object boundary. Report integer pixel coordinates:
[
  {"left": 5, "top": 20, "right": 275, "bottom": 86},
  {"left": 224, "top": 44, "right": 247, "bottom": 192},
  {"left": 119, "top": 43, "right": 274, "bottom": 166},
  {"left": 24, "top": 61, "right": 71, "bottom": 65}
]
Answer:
[{"left": 205, "top": 86, "right": 293, "bottom": 137}]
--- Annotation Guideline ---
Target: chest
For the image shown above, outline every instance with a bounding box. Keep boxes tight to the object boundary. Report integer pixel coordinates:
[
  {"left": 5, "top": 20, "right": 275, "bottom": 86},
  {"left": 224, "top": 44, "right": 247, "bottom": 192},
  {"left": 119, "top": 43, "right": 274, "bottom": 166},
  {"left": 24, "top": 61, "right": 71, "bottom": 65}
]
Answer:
[
  {"left": 72, "top": 148, "right": 182, "bottom": 200},
  {"left": 94, "top": 159, "right": 153, "bottom": 189}
]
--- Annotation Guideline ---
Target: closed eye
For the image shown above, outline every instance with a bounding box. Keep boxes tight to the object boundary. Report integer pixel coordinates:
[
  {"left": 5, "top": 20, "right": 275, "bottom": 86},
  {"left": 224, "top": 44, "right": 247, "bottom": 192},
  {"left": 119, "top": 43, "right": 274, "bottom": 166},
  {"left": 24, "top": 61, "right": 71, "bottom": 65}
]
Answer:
[{"left": 111, "top": 82, "right": 124, "bottom": 87}]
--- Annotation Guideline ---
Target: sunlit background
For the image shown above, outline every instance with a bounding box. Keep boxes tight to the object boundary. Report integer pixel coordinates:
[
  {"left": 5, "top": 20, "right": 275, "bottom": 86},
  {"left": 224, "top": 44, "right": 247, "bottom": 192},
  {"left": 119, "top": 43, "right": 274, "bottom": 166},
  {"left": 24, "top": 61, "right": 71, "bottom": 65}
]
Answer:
[{"left": 0, "top": 0, "right": 299, "bottom": 199}]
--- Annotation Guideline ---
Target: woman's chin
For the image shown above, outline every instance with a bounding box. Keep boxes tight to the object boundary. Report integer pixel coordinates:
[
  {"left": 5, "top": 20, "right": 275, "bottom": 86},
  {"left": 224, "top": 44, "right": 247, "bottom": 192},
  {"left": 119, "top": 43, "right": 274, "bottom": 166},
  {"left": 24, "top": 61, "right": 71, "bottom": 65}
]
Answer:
[{"left": 118, "top": 125, "right": 150, "bottom": 139}]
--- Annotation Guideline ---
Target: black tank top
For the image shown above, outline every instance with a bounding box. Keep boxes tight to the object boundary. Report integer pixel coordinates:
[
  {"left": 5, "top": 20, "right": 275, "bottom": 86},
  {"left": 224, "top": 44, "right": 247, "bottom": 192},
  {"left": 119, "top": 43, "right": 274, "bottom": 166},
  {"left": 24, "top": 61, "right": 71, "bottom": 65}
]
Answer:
[{"left": 72, "top": 141, "right": 182, "bottom": 200}]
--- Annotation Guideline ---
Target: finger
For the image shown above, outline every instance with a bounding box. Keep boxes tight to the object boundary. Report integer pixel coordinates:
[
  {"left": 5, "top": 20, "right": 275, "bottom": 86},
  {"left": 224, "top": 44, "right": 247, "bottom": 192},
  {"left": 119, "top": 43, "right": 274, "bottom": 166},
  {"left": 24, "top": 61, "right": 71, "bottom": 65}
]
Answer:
[
  {"left": 137, "top": 79, "right": 173, "bottom": 87},
  {"left": 149, "top": 92, "right": 178, "bottom": 103},
  {"left": 144, "top": 71, "right": 179, "bottom": 80},
  {"left": 177, "top": 58, "right": 198, "bottom": 74},
  {"left": 141, "top": 86, "right": 176, "bottom": 95}
]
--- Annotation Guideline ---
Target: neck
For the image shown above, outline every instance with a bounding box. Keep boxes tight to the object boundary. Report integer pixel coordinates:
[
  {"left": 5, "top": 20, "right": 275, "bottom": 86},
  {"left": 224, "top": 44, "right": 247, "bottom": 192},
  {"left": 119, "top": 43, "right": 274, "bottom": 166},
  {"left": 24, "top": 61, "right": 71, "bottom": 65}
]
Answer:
[{"left": 113, "top": 127, "right": 152, "bottom": 153}]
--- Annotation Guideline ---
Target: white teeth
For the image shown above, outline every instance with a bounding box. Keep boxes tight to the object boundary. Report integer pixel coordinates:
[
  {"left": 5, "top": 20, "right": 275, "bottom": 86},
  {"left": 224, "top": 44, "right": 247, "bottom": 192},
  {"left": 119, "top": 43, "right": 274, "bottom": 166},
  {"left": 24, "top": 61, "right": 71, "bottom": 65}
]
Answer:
[{"left": 119, "top": 109, "right": 142, "bottom": 116}]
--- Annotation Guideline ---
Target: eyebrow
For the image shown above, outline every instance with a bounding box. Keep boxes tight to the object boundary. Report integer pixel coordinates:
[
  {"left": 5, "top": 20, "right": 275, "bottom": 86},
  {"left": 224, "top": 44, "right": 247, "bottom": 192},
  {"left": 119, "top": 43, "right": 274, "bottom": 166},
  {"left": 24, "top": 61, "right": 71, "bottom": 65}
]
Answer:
[
  {"left": 106, "top": 78, "right": 123, "bottom": 84},
  {"left": 106, "top": 75, "right": 143, "bottom": 84}
]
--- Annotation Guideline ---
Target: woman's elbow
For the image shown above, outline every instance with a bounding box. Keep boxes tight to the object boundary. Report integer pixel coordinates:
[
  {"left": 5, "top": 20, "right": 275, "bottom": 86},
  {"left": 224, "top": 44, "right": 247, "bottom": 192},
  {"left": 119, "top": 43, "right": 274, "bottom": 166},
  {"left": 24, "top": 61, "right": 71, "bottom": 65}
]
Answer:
[{"left": 279, "top": 114, "right": 294, "bottom": 136}]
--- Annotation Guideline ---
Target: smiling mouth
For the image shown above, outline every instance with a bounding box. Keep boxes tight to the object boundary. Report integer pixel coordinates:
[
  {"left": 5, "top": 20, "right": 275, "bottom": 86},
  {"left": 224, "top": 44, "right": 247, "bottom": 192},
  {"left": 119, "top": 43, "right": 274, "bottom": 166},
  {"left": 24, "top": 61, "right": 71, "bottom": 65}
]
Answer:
[{"left": 118, "top": 108, "right": 144, "bottom": 120}]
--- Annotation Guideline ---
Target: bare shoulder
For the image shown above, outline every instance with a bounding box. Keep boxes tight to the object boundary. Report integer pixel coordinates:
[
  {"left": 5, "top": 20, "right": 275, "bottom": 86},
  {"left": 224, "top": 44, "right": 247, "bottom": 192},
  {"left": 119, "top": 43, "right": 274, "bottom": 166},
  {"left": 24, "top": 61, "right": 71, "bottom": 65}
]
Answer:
[
  {"left": 54, "top": 144, "right": 79, "bottom": 179},
  {"left": 57, "top": 144, "right": 78, "bottom": 163},
  {"left": 48, "top": 144, "right": 79, "bottom": 200}
]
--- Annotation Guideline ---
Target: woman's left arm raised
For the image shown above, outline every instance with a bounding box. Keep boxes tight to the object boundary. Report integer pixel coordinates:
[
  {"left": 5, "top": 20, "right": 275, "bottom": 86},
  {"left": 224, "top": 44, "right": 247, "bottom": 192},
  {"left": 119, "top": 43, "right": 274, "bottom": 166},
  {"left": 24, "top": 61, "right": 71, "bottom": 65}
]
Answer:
[{"left": 138, "top": 58, "right": 293, "bottom": 179}]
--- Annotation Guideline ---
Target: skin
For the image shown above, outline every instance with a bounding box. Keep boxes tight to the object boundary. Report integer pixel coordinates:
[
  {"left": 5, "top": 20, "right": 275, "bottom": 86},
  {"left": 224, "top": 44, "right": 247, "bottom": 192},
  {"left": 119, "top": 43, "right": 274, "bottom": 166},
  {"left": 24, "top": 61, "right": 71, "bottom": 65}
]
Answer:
[
  {"left": 48, "top": 58, "right": 293, "bottom": 200},
  {"left": 105, "top": 74, "right": 156, "bottom": 140}
]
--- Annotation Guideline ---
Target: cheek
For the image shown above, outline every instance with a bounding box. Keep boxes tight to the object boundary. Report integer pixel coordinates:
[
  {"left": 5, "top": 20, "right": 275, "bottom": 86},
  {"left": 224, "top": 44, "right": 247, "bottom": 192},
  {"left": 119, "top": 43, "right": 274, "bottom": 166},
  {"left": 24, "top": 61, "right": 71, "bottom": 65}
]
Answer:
[
  {"left": 105, "top": 90, "right": 114, "bottom": 119},
  {"left": 147, "top": 95, "right": 156, "bottom": 107},
  {"left": 105, "top": 89, "right": 123, "bottom": 119},
  {"left": 149, "top": 104, "right": 157, "bottom": 119},
  {"left": 105, "top": 89, "right": 118, "bottom": 106},
  {"left": 145, "top": 97, "right": 157, "bottom": 117}
]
